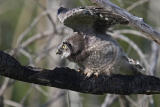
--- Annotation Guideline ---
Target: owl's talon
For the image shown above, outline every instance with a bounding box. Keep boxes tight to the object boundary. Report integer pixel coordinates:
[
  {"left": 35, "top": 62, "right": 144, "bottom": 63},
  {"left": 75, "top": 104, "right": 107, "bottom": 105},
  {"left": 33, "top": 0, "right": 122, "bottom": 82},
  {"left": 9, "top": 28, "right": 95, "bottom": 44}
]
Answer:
[
  {"left": 86, "top": 72, "right": 92, "bottom": 77},
  {"left": 94, "top": 72, "right": 99, "bottom": 77},
  {"left": 84, "top": 70, "right": 89, "bottom": 75}
]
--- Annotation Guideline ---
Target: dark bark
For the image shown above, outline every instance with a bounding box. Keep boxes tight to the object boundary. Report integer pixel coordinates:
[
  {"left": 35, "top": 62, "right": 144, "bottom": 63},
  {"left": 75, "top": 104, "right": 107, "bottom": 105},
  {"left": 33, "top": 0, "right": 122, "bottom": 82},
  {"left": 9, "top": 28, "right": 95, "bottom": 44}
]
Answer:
[{"left": 0, "top": 51, "right": 160, "bottom": 95}]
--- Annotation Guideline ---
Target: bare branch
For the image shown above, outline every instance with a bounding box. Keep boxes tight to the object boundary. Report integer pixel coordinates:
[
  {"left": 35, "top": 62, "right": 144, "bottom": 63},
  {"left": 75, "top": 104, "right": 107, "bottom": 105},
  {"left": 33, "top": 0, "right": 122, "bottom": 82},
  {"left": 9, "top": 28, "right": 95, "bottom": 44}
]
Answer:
[
  {"left": 149, "top": 42, "right": 159, "bottom": 75},
  {"left": 90, "top": 0, "right": 160, "bottom": 45},
  {"left": 4, "top": 100, "right": 23, "bottom": 107},
  {"left": 111, "top": 33, "right": 149, "bottom": 70},
  {"left": 20, "top": 30, "right": 53, "bottom": 48},
  {"left": 40, "top": 91, "right": 66, "bottom": 107},
  {"left": 16, "top": 11, "right": 49, "bottom": 47},
  {"left": 1, "top": 51, "right": 160, "bottom": 95},
  {"left": 34, "top": 85, "right": 49, "bottom": 96},
  {"left": 101, "top": 94, "right": 117, "bottom": 107},
  {"left": 0, "top": 78, "right": 10, "bottom": 96},
  {"left": 125, "top": 96, "right": 139, "bottom": 107},
  {"left": 114, "top": 30, "right": 147, "bottom": 39},
  {"left": 20, "top": 86, "right": 33, "bottom": 105}
]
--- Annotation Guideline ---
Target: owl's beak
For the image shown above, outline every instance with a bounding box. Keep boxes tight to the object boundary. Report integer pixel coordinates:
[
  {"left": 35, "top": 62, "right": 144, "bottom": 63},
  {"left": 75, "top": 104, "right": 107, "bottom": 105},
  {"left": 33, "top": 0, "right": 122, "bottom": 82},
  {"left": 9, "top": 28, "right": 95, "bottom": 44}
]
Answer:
[{"left": 56, "top": 49, "right": 62, "bottom": 55}]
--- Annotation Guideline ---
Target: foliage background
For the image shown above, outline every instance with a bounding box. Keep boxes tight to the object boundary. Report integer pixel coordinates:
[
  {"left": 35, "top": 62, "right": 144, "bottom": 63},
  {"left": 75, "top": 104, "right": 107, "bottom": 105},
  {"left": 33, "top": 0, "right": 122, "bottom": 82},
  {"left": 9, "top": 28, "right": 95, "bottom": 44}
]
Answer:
[{"left": 0, "top": 0, "right": 160, "bottom": 107}]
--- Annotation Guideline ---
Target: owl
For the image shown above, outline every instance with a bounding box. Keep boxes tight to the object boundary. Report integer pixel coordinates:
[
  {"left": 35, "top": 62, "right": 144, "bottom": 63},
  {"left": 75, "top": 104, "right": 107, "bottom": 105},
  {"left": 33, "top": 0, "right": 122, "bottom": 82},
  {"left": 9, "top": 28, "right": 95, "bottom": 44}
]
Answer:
[
  {"left": 56, "top": 32, "right": 143, "bottom": 77},
  {"left": 56, "top": 6, "right": 144, "bottom": 77}
]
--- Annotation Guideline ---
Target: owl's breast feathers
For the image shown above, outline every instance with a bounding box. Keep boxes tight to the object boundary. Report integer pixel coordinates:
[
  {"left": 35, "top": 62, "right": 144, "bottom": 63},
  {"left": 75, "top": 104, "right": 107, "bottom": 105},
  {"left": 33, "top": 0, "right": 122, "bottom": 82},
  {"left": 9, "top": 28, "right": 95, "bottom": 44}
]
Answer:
[
  {"left": 67, "top": 33, "right": 144, "bottom": 76},
  {"left": 82, "top": 35, "right": 120, "bottom": 74},
  {"left": 68, "top": 34, "right": 119, "bottom": 69}
]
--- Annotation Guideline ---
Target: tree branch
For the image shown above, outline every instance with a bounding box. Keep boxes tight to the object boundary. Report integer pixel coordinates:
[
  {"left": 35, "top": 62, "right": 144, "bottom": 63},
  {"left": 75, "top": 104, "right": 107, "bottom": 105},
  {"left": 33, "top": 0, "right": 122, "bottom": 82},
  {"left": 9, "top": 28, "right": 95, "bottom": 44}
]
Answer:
[
  {"left": 1, "top": 51, "right": 160, "bottom": 95},
  {"left": 90, "top": 0, "right": 160, "bottom": 45}
]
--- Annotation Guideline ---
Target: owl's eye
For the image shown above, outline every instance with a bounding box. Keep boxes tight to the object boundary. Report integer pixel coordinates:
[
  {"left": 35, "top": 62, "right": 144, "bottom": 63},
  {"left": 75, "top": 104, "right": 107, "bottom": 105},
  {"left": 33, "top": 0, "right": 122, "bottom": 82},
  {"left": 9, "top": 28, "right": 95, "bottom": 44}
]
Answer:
[{"left": 62, "top": 44, "right": 67, "bottom": 49}]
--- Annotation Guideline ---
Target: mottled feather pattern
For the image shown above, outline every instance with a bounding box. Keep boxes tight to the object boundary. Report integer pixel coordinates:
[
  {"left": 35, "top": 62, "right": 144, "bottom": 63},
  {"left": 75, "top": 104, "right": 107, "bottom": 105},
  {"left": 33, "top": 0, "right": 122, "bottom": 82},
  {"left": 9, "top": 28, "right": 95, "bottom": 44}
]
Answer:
[
  {"left": 57, "top": 6, "right": 128, "bottom": 33},
  {"left": 57, "top": 6, "right": 144, "bottom": 77}
]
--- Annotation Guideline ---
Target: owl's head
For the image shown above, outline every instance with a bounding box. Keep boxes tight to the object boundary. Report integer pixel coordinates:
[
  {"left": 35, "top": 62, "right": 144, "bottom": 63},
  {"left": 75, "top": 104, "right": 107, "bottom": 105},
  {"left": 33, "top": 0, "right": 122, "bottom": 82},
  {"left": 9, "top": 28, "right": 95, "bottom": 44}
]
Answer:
[
  {"left": 56, "top": 42, "right": 72, "bottom": 58},
  {"left": 56, "top": 33, "right": 86, "bottom": 59}
]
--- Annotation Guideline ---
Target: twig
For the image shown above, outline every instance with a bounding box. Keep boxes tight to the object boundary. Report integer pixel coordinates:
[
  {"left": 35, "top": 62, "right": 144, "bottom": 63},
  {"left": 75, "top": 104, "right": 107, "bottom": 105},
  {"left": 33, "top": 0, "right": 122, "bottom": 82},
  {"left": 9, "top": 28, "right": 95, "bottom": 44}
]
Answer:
[
  {"left": 35, "top": 45, "right": 56, "bottom": 63},
  {"left": 19, "top": 49, "right": 33, "bottom": 65},
  {"left": 118, "top": 96, "right": 129, "bottom": 107},
  {"left": 125, "top": 96, "right": 139, "bottom": 107},
  {"left": 32, "top": 0, "right": 57, "bottom": 33},
  {"left": 20, "top": 30, "right": 53, "bottom": 48},
  {"left": 16, "top": 11, "right": 49, "bottom": 47},
  {"left": 101, "top": 94, "right": 117, "bottom": 107},
  {"left": 0, "top": 78, "right": 10, "bottom": 96},
  {"left": 20, "top": 86, "right": 33, "bottom": 104},
  {"left": 68, "top": 91, "right": 82, "bottom": 107},
  {"left": 149, "top": 42, "right": 159, "bottom": 75},
  {"left": 67, "top": 91, "right": 71, "bottom": 107},
  {"left": 138, "top": 95, "right": 150, "bottom": 106},
  {"left": 4, "top": 100, "right": 23, "bottom": 107},
  {"left": 40, "top": 91, "right": 66, "bottom": 107},
  {"left": 34, "top": 85, "right": 49, "bottom": 96},
  {"left": 114, "top": 30, "right": 147, "bottom": 39}
]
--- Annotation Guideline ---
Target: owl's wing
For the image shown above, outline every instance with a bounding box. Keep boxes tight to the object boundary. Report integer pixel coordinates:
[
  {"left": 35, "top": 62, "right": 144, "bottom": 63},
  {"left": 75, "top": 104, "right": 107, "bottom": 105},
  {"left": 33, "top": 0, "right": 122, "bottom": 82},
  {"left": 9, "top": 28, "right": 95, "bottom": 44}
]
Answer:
[
  {"left": 85, "top": 41, "right": 144, "bottom": 75},
  {"left": 57, "top": 6, "right": 128, "bottom": 33}
]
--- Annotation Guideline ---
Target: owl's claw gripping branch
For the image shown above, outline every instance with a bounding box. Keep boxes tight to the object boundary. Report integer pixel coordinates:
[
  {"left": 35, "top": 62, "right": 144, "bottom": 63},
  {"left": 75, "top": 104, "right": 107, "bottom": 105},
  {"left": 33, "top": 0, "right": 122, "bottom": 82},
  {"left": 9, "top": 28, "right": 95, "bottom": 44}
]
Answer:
[{"left": 1, "top": 51, "right": 160, "bottom": 95}]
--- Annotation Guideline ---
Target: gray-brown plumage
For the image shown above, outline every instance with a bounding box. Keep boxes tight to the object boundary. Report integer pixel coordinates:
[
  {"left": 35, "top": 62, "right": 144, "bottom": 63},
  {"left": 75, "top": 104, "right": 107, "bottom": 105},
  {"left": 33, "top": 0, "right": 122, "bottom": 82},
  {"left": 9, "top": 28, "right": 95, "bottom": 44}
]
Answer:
[
  {"left": 56, "top": 32, "right": 144, "bottom": 77},
  {"left": 56, "top": 6, "right": 144, "bottom": 77},
  {"left": 57, "top": 6, "right": 129, "bottom": 33}
]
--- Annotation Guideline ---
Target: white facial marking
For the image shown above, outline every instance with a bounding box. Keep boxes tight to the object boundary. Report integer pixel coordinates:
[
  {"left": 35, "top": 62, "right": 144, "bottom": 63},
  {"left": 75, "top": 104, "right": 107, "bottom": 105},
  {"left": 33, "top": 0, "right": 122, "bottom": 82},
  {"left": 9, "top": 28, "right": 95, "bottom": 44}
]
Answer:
[{"left": 61, "top": 50, "right": 71, "bottom": 58}]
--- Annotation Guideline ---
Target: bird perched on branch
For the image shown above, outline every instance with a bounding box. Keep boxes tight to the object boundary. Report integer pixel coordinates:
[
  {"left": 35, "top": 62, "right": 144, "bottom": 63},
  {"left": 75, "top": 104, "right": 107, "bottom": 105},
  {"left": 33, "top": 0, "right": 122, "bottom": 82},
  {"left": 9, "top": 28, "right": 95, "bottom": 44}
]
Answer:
[{"left": 56, "top": 6, "right": 144, "bottom": 77}]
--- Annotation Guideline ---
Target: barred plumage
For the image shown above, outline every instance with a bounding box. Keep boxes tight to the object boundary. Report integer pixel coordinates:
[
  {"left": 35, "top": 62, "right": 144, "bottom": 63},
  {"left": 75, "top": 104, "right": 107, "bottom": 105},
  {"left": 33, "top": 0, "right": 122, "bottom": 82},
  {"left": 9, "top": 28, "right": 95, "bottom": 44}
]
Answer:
[{"left": 56, "top": 6, "right": 144, "bottom": 77}]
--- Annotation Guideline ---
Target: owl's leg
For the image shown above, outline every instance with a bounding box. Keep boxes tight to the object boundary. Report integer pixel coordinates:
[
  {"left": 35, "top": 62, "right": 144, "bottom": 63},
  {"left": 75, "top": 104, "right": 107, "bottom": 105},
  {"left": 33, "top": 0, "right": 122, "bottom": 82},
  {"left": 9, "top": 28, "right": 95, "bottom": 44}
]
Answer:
[{"left": 84, "top": 68, "right": 94, "bottom": 77}]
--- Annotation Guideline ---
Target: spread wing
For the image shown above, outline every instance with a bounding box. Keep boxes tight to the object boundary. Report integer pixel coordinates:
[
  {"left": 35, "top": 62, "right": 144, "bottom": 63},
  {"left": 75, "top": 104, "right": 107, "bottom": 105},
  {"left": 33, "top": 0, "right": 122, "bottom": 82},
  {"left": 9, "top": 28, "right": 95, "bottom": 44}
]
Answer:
[{"left": 57, "top": 6, "right": 129, "bottom": 33}]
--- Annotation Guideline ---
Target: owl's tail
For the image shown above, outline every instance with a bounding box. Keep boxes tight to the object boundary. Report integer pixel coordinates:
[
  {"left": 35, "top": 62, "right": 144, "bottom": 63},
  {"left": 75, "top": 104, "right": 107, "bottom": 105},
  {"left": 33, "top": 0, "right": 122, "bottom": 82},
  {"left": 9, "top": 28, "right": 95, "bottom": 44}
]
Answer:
[{"left": 128, "top": 58, "right": 145, "bottom": 74}]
